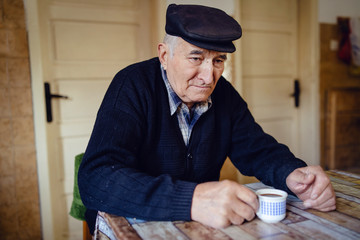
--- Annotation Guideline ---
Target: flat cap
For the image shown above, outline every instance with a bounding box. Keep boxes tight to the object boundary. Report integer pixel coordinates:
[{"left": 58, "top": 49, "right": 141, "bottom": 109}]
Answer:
[{"left": 165, "top": 4, "right": 242, "bottom": 53}]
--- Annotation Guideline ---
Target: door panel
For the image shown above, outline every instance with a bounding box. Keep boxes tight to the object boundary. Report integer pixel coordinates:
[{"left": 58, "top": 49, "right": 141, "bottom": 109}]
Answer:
[
  {"left": 240, "top": 0, "right": 298, "bottom": 154},
  {"left": 34, "top": 0, "right": 152, "bottom": 239},
  {"left": 242, "top": 31, "right": 295, "bottom": 76},
  {"left": 52, "top": 21, "right": 138, "bottom": 61},
  {"left": 241, "top": 0, "right": 294, "bottom": 22},
  {"left": 58, "top": 80, "right": 109, "bottom": 120}
]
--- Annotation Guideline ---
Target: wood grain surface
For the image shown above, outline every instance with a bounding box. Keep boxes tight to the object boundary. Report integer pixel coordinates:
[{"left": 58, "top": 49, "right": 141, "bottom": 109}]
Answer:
[{"left": 99, "top": 171, "right": 360, "bottom": 239}]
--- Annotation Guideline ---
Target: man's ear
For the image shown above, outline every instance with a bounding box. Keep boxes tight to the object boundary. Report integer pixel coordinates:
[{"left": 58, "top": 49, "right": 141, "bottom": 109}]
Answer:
[{"left": 158, "top": 43, "right": 168, "bottom": 70}]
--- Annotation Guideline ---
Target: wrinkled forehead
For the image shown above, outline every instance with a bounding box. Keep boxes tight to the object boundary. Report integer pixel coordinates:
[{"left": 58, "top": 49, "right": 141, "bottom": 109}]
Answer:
[{"left": 175, "top": 38, "right": 228, "bottom": 58}]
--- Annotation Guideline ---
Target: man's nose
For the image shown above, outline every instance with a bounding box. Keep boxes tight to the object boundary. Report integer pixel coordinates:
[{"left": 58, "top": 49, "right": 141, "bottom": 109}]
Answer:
[{"left": 198, "top": 60, "right": 214, "bottom": 84}]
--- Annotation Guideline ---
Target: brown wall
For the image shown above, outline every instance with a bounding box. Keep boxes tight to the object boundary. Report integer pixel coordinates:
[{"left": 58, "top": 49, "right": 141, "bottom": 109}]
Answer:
[
  {"left": 320, "top": 23, "right": 360, "bottom": 171},
  {"left": 0, "top": 0, "right": 41, "bottom": 238}
]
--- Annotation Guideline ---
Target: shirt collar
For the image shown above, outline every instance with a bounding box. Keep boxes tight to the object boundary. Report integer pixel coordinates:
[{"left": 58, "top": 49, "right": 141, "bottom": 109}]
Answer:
[{"left": 160, "top": 65, "right": 212, "bottom": 115}]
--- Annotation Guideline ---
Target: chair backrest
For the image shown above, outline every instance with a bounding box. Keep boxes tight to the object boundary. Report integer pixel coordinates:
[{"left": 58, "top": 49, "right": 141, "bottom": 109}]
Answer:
[{"left": 69, "top": 153, "right": 86, "bottom": 221}]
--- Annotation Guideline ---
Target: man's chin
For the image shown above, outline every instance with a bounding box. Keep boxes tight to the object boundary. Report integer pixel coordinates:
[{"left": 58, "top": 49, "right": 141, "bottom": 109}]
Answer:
[{"left": 189, "top": 96, "right": 211, "bottom": 103}]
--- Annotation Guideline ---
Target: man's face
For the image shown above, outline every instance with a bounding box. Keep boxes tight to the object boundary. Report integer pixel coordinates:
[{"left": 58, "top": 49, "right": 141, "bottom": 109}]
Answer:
[{"left": 159, "top": 38, "right": 227, "bottom": 108}]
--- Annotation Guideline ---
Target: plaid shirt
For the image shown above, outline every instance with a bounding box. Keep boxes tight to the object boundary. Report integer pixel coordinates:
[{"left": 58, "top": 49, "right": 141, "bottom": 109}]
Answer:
[{"left": 161, "top": 66, "right": 212, "bottom": 146}]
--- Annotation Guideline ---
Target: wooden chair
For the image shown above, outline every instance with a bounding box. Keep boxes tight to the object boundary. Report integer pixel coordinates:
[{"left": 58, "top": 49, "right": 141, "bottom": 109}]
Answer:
[
  {"left": 83, "top": 221, "right": 92, "bottom": 240},
  {"left": 69, "top": 153, "right": 92, "bottom": 240}
]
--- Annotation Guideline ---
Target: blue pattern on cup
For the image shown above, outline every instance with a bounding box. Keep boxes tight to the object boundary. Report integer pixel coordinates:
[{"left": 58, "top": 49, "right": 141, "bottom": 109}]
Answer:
[{"left": 260, "top": 201, "right": 286, "bottom": 216}]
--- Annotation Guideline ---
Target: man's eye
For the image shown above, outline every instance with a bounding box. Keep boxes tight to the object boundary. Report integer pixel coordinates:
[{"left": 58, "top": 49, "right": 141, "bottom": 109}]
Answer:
[
  {"left": 189, "top": 57, "right": 202, "bottom": 65},
  {"left": 214, "top": 59, "right": 225, "bottom": 67}
]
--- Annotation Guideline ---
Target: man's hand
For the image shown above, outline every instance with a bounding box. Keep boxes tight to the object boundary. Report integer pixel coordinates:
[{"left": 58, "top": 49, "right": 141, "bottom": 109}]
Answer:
[
  {"left": 191, "top": 180, "right": 258, "bottom": 229},
  {"left": 286, "top": 166, "right": 336, "bottom": 211}
]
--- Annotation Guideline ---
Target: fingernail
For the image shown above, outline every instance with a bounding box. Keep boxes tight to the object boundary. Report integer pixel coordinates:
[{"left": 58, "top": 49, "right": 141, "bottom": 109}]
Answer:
[{"left": 303, "top": 201, "right": 312, "bottom": 208}]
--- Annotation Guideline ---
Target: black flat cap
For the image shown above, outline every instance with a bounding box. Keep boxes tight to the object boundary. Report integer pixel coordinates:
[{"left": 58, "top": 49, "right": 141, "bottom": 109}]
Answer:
[{"left": 165, "top": 4, "right": 242, "bottom": 53}]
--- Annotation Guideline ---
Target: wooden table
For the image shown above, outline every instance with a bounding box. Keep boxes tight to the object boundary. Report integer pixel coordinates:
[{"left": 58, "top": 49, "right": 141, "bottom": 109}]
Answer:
[{"left": 96, "top": 170, "right": 360, "bottom": 239}]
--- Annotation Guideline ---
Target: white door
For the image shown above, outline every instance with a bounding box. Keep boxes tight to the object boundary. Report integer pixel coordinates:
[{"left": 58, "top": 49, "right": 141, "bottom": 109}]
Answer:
[
  {"left": 26, "top": 0, "right": 152, "bottom": 239},
  {"left": 240, "top": 0, "right": 299, "bottom": 155}
]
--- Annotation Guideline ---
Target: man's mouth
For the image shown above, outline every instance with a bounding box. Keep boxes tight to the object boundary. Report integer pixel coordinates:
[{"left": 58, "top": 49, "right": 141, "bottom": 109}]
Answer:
[{"left": 192, "top": 85, "right": 212, "bottom": 89}]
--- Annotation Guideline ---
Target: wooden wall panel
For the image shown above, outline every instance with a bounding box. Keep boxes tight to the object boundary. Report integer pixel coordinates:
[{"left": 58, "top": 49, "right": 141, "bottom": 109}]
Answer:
[
  {"left": 320, "top": 23, "right": 360, "bottom": 172},
  {"left": 325, "top": 89, "right": 360, "bottom": 170}
]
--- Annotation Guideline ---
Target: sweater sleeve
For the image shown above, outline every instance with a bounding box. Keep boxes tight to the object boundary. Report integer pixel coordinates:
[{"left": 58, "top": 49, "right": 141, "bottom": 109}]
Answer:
[
  {"left": 226, "top": 85, "right": 307, "bottom": 192},
  {"left": 78, "top": 66, "right": 197, "bottom": 222}
]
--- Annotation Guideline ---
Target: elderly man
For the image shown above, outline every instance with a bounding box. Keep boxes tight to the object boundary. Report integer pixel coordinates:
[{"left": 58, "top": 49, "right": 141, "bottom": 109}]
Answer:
[{"left": 78, "top": 4, "right": 335, "bottom": 234}]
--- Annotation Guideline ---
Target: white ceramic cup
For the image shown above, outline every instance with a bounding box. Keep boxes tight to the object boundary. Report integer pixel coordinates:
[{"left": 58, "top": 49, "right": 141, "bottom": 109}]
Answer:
[{"left": 255, "top": 188, "right": 288, "bottom": 223}]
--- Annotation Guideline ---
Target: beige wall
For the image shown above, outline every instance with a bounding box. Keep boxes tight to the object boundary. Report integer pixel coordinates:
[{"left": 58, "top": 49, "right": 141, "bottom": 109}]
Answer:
[{"left": 0, "top": 0, "right": 41, "bottom": 238}]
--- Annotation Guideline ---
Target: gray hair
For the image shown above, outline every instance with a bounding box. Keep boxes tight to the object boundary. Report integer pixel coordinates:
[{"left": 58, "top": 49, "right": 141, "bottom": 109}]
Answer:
[{"left": 163, "top": 34, "right": 180, "bottom": 57}]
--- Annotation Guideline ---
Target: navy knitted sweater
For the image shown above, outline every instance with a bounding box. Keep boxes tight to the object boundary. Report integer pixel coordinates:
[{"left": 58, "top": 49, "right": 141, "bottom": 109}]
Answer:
[{"left": 78, "top": 57, "right": 306, "bottom": 229}]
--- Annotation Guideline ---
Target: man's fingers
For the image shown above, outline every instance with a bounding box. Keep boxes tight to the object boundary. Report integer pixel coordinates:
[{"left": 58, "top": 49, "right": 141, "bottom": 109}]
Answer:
[
  {"left": 288, "top": 168, "right": 315, "bottom": 186},
  {"left": 316, "top": 204, "right": 337, "bottom": 212},
  {"left": 191, "top": 180, "right": 259, "bottom": 229},
  {"left": 303, "top": 184, "right": 336, "bottom": 210},
  {"left": 286, "top": 167, "right": 317, "bottom": 196},
  {"left": 309, "top": 169, "right": 332, "bottom": 200},
  {"left": 304, "top": 198, "right": 336, "bottom": 211},
  {"left": 231, "top": 199, "right": 256, "bottom": 222},
  {"left": 235, "top": 185, "right": 259, "bottom": 213},
  {"left": 228, "top": 211, "right": 245, "bottom": 226},
  {"left": 287, "top": 166, "right": 337, "bottom": 213}
]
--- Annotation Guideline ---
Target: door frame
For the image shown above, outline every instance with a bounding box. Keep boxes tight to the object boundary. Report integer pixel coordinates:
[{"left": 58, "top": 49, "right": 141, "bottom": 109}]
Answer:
[
  {"left": 25, "top": 0, "right": 319, "bottom": 239},
  {"left": 24, "top": 0, "right": 55, "bottom": 239},
  {"left": 295, "top": 0, "right": 321, "bottom": 165}
]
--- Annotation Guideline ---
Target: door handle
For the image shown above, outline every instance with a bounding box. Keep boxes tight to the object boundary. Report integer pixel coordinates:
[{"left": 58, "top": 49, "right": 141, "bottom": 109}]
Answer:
[
  {"left": 44, "top": 82, "right": 69, "bottom": 122},
  {"left": 291, "top": 79, "right": 300, "bottom": 108}
]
